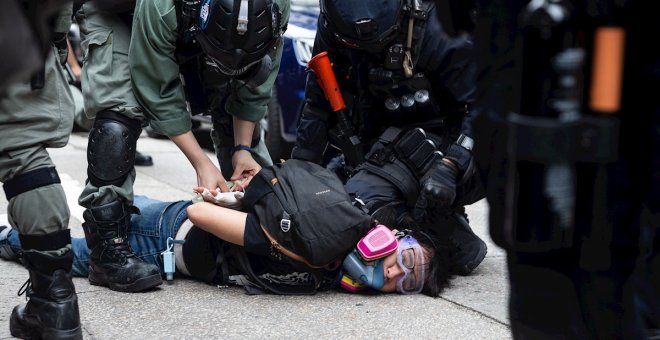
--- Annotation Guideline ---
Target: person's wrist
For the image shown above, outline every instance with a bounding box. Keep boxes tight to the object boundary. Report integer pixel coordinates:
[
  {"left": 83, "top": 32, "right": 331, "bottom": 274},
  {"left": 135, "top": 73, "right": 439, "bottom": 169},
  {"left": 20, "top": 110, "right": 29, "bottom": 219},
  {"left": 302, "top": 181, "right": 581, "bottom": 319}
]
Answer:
[{"left": 231, "top": 144, "right": 253, "bottom": 156}]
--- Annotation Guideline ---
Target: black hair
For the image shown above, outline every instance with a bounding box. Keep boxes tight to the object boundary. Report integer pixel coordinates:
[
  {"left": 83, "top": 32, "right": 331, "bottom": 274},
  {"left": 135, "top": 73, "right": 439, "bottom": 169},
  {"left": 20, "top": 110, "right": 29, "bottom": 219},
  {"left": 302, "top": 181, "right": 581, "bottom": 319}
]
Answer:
[
  {"left": 407, "top": 229, "right": 456, "bottom": 297},
  {"left": 370, "top": 205, "right": 456, "bottom": 296}
]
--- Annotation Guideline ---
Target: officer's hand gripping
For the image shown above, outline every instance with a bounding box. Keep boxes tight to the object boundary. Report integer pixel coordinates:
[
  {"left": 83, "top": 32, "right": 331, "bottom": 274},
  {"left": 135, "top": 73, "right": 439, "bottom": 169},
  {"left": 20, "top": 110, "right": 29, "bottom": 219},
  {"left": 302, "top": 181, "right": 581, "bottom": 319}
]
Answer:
[
  {"left": 230, "top": 149, "right": 261, "bottom": 190},
  {"left": 417, "top": 157, "right": 458, "bottom": 211}
]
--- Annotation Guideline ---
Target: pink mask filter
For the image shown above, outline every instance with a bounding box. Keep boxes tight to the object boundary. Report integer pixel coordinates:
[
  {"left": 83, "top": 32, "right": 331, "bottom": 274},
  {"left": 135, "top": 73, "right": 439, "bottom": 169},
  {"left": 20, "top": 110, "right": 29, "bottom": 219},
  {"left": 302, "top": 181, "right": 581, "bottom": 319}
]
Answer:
[{"left": 356, "top": 225, "right": 398, "bottom": 261}]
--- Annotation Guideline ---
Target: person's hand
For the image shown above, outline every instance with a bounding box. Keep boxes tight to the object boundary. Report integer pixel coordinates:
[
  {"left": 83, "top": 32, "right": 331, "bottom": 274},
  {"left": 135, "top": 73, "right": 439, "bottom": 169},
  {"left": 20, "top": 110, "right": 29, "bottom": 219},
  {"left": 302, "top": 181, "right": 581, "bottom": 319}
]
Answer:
[
  {"left": 416, "top": 158, "right": 458, "bottom": 210},
  {"left": 230, "top": 150, "right": 261, "bottom": 190},
  {"left": 192, "top": 186, "right": 244, "bottom": 209},
  {"left": 196, "top": 162, "right": 229, "bottom": 194}
]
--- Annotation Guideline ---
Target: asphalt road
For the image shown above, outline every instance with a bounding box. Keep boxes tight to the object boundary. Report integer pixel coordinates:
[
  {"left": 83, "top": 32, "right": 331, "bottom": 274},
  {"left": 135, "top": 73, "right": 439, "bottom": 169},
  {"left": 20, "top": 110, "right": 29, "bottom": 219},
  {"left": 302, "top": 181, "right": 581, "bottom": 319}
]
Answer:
[{"left": 0, "top": 132, "right": 512, "bottom": 339}]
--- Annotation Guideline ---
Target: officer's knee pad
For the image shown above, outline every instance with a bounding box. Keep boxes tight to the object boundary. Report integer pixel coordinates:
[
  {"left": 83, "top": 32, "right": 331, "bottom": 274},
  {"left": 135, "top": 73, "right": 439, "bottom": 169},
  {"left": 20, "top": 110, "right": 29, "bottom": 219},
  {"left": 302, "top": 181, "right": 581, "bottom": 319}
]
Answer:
[{"left": 87, "top": 111, "right": 142, "bottom": 187}]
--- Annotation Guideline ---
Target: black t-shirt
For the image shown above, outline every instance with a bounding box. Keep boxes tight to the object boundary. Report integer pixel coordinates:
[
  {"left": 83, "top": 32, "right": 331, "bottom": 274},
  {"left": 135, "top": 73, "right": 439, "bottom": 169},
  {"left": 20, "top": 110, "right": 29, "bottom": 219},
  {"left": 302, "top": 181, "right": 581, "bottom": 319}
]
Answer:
[{"left": 243, "top": 212, "right": 270, "bottom": 255}]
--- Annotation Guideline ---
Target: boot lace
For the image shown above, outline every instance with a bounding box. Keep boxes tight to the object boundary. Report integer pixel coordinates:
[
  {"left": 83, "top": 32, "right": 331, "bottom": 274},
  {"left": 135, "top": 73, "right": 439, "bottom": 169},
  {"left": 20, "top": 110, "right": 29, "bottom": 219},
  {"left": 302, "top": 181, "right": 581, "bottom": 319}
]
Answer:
[
  {"left": 100, "top": 237, "right": 138, "bottom": 263},
  {"left": 17, "top": 278, "right": 31, "bottom": 300}
]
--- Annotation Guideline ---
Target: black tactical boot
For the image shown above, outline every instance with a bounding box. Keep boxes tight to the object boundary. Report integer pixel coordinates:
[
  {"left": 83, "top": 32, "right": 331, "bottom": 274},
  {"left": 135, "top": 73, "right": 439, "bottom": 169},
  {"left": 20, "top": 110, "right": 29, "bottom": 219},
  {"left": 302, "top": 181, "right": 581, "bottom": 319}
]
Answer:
[
  {"left": 82, "top": 200, "right": 162, "bottom": 292},
  {"left": 10, "top": 231, "right": 82, "bottom": 340},
  {"left": 429, "top": 209, "right": 488, "bottom": 275}
]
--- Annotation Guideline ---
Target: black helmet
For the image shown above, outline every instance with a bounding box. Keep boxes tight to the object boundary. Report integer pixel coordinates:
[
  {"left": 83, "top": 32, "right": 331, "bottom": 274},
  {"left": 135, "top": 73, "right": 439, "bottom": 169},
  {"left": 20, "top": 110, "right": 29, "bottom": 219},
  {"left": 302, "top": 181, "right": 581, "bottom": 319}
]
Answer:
[
  {"left": 321, "top": 0, "right": 404, "bottom": 52},
  {"left": 195, "top": 0, "right": 282, "bottom": 76}
]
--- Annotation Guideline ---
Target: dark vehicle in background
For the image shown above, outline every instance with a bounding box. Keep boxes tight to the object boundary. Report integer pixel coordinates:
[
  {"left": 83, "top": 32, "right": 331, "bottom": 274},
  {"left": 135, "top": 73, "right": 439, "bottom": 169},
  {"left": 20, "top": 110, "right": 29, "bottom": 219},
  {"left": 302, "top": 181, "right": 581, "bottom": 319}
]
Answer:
[{"left": 146, "top": 0, "right": 319, "bottom": 162}]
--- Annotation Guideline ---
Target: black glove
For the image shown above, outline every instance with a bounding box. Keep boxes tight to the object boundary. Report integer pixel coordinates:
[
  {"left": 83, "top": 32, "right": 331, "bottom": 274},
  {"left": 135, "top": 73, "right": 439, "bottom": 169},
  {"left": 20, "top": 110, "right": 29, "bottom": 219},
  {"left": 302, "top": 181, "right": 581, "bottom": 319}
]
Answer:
[{"left": 415, "top": 158, "right": 458, "bottom": 214}]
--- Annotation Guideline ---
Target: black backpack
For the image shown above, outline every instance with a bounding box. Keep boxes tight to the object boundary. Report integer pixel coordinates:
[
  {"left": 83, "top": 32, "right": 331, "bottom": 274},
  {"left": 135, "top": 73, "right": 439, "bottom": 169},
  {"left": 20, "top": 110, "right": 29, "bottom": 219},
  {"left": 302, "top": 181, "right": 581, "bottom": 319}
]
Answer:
[{"left": 242, "top": 159, "right": 373, "bottom": 269}]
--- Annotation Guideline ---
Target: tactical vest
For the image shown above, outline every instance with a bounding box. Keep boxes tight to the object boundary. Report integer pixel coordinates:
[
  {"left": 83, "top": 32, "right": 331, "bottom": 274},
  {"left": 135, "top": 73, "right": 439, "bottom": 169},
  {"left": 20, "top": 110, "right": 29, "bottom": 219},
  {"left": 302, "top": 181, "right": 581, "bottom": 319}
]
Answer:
[
  {"left": 366, "top": 1, "right": 434, "bottom": 110},
  {"left": 342, "top": 0, "right": 465, "bottom": 145}
]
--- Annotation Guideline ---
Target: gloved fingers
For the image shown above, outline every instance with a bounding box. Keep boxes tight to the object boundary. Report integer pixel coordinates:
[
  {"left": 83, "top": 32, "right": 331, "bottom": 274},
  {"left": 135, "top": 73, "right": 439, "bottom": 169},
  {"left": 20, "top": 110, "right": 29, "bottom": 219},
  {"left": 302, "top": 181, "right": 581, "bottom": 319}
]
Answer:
[{"left": 423, "top": 186, "right": 455, "bottom": 207}]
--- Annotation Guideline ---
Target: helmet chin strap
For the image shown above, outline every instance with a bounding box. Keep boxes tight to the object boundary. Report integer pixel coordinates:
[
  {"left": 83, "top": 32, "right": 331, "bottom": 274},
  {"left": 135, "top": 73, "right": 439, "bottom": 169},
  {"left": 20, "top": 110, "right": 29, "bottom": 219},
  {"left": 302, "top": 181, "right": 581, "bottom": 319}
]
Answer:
[{"left": 205, "top": 54, "right": 273, "bottom": 89}]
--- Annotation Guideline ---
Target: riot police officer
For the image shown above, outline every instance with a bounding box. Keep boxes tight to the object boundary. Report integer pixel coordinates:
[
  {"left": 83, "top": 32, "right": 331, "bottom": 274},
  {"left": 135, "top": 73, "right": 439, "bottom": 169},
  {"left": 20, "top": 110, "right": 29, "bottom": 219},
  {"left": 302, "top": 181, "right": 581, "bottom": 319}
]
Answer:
[
  {"left": 0, "top": 1, "right": 82, "bottom": 338},
  {"left": 75, "top": 0, "right": 289, "bottom": 292},
  {"left": 470, "top": 0, "right": 660, "bottom": 338},
  {"left": 293, "top": 0, "right": 487, "bottom": 276}
]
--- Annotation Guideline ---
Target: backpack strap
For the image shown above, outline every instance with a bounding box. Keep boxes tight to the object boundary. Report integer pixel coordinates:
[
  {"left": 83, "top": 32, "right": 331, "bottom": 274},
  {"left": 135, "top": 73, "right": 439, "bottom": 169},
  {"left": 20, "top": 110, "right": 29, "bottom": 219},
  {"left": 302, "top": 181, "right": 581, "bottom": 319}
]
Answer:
[
  {"left": 244, "top": 166, "right": 298, "bottom": 236},
  {"left": 259, "top": 224, "right": 341, "bottom": 271},
  {"left": 241, "top": 168, "right": 275, "bottom": 210}
]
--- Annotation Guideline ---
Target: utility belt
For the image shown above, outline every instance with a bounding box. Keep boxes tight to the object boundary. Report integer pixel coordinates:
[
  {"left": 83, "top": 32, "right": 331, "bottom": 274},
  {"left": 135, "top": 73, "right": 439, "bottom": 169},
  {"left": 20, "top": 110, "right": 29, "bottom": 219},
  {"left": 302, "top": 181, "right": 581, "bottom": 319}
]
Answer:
[{"left": 358, "top": 127, "right": 440, "bottom": 208}]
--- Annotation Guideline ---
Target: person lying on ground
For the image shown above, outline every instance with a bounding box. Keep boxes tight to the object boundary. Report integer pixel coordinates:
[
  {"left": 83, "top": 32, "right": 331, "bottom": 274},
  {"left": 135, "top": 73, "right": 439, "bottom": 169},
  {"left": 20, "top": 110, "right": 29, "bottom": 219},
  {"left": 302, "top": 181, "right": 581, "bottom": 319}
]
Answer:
[{"left": 1, "top": 192, "right": 456, "bottom": 296}]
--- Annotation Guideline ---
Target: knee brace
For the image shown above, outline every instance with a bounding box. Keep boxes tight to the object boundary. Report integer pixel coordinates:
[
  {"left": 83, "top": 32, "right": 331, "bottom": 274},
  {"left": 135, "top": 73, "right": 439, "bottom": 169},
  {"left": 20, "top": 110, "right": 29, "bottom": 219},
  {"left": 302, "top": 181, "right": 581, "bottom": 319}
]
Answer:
[
  {"left": 87, "top": 111, "right": 141, "bottom": 187},
  {"left": 2, "top": 167, "right": 61, "bottom": 201}
]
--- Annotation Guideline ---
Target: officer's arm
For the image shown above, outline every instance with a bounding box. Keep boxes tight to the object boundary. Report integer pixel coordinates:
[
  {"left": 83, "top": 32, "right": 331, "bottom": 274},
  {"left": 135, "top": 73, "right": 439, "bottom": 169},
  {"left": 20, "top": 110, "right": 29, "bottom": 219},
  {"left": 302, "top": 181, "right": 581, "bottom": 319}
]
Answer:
[
  {"left": 291, "top": 26, "right": 336, "bottom": 163},
  {"left": 440, "top": 35, "right": 476, "bottom": 178},
  {"left": 425, "top": 24, "right": 477, "bottom": 177},
  {"left": 130, "top": 1, "right": 227, "bottom": 192},
  {"left": 129, "top": 0, "right": 192, "bottom": 137}
]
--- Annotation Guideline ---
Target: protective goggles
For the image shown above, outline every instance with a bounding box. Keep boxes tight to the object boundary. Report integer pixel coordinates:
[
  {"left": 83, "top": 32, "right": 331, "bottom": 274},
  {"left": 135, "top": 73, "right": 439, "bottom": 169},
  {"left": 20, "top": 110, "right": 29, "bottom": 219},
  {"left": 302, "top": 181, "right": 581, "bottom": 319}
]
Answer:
[{"left": 395, "top": 235, "right": 426, "bottom": 294}]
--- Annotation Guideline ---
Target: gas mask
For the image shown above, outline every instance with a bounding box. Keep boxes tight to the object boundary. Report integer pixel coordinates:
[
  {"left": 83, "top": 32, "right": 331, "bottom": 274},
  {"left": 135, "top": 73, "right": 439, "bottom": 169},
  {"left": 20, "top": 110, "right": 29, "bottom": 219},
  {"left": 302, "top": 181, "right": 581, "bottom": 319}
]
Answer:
[{"left": 341, "top": 226, "right": 427, "bottom": 294}]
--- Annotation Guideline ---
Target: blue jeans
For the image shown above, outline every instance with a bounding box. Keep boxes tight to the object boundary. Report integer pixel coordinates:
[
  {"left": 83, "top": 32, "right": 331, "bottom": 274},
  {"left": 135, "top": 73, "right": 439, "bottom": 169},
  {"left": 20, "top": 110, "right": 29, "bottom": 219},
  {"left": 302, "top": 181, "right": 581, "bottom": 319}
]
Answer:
[{"left": 3, "top": 195, "right": 192, "bottom": 277}]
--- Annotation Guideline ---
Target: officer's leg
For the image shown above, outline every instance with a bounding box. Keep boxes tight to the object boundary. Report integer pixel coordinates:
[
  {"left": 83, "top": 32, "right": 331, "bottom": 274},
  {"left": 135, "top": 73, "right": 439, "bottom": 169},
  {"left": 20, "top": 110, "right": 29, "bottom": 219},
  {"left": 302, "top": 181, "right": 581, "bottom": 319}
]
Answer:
[
  {"left": 508, "top": 251, "right": 590, "bottom": 339},
  {"left": 76, "top": 4, "right": 161, "bottom": 292},
  {"left": 0, "top": 224, "right": 91, "bottom": 278},
  {"left": 1, "top": 147, "right": 81, "bottom": 340},
  {"left": 80, "top": 111, "right": 162, "bottom": 292},
  {"left": 0, "top": 38, "right": 82, "bottom": 338},
  {"left": 627, "top": 211, "right": 660, "bottom": 338}
]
